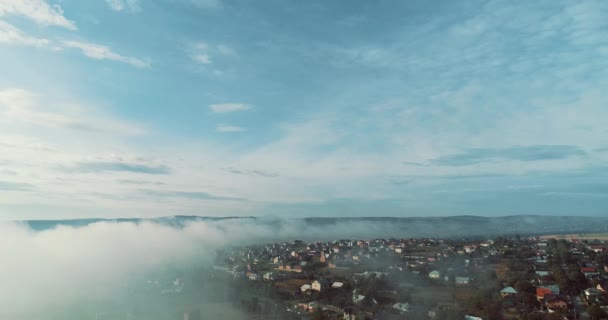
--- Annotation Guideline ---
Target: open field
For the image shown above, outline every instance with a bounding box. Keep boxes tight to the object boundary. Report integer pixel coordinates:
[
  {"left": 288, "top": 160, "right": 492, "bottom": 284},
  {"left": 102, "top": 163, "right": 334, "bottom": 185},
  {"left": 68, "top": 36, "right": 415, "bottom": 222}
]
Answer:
[
  {"left": 540, "top": 233, "right": 608, "bottom": 241},
  {"left": 410, "top": 286, "right": 474, "bottom": 305},
  {"left": 494, "top": 263, "right": 509, "bottom": 281},
  {"left": 274, "top": 279, "right": 310, "bottom": 292}
]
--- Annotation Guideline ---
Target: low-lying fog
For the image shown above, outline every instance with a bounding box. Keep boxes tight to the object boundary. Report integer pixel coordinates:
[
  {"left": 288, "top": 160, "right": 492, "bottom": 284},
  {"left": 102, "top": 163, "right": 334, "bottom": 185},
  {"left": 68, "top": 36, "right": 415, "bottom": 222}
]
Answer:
[
  {"left": 1, "top": 218, "right": 411, "bottom": 319},
  {"left": 1, "top": 215, "right": 606, "bottom": 319}
]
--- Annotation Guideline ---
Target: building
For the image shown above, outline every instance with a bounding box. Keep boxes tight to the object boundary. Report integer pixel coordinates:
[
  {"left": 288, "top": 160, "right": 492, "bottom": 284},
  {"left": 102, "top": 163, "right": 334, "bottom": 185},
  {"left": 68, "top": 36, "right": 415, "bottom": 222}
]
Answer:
[
  {"left": 537, "top": 287, "right": 553, "bottom": 302},
  {"left": 545, "top": 297, "right": 568, "bottom": 310},
  {"left": 429, "top": 270, "right": 441, "bottom": 279},
  {"left": 581, "top": 267, "right": 599, "bottom": 278},
  {"left": 455, "top": 277, "right": 470, "bottom": 286},
  {"left": 500, "top": 286, "right": 517, "bottom": 298},
  {"left": 312, "top": 278, "right": 331, "bottom": 292}
]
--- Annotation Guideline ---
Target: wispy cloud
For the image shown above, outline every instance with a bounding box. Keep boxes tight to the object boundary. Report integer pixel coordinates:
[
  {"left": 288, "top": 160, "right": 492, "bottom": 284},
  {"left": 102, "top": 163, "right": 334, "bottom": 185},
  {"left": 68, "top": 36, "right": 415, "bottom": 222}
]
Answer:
[
  {"left": 0, "top": 180, "right": 35, "bottom": 191},
  {"left": 0, "top": 20, "right": 50, "bottom": 46},
  {"left": 117, "top": 179, "right": 165, "bottom": 186},
  {"left": 222, "top": 167, "right": 279, "bottom": 178},
  {"left": 389, "top": 178, "right": 411, "bottom": 185},
  {"left": 0, "top": 88, "right": 146, "bottom": 135},
  {"left": 187, "top": 0, "right": 221, "bottom": 9},
  {"left": 216, "top": 44, "right": 235, "bottom": 56},
  {"left": 216, "top": 124, "right": 246, "bottom": 132},
  {"left": 74, "top": 161, "right": 171, "bottom": 174},
  {"left": 105, "top": 0, "right": 141, "bottom": 12},
  {"left": 188, "top": 41, "right": 235, "bottom": 72},
  {"left": 209, "top": 103, "right": 250, "bottom": 113},
  {"left": 0, "top": 0, "right": 76, "bottom": 30},
  {"left": 431, "top": 145, "right": 586, "bottom": 166},
  {"left": 0, "top": 22, "right": 149, "bottom": 68},
  {"left": 191, "top": 53, "right": 211, "bottom": 64},
  {"left": 62, "top": 40, "right": 150, "bottom": 68},
  {"left": 141, "top": 189, "right": 245, "bottom": 201}
]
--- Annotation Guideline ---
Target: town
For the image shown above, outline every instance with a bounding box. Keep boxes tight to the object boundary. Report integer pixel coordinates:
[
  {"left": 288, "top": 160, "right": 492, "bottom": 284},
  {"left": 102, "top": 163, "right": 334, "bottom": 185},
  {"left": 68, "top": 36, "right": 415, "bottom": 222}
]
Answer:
[{"left": 210, "top": 235, "right": 608, "bottom": 320}]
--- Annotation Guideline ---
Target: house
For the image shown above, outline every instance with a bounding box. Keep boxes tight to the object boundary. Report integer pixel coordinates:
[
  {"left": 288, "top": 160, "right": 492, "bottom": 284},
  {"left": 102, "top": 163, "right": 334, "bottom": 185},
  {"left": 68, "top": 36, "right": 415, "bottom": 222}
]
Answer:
[
  {"left": 263, "top": 272, "right": 274, "bottom": 281},
  {"left": 301, "top": 284, "right": 312, "bottom": 292},
  {"left": 584, "top": 287, "right": 602, "bottom": 298},
  {"left": 429, "top": 270, "right": 441, "bottom": 279},
  {"left": 464, "top": 245, "right": 477, "bottom": 253},
  {"left": 537, "top": 287, "right": 553, "bottom": 301},
  {"left": 312, "top": 278, "right": 331, "bottom": 292},
  {"left": 535, "top": 270, "right": 551, "bottom": 277},
  {"left": 544, "top": 285, "right": 560, "bottom": 294},
  {"left": 332, "top": 281, "right": 344, "bottom": 288},
  {"left": 298, "top": 302, "right": 318, "bottom": 313},
  {"left": 455, "top": 277, "right": 470, "bottom": 286},
  {"left": 500, "top": 286, "right": 517, "bottom": 298},
  {"left": 283, "top": 264, "right": 302, "bottom": 272},
  {"left": 393, "top": 302, "right": 410, "bottom": 313},
  {"left": 589, "top": 245, "right": 607, "bottom": 253},
  {"left": 320, "top": 253, "right": 330, "bottom": 263},
  {"left": 352, "top": 289, "right": 366, "bottom": 303},
  {"left": 581, "top": 267, "right": 599, "bottom": 278},
  {"left": 545, "top": 296, "right": 568, "bottom": 310}
]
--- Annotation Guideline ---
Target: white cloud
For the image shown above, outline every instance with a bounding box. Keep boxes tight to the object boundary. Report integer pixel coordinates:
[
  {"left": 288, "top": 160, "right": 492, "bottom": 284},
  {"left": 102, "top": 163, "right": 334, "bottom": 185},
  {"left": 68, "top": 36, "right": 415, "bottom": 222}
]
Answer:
[
  {"left": 0, "top": 88, "right": 147, "bottom": 135},
  {"left": 216, "top": 124, "right": 246, "bottom": 133},
  {"left": 188, "top": 41, "right": 235, "bottom": 70},
  {"left": 0, "top": 20, "right": 50, "bottom": 46},
  {"left": 0, "top": 0, "right": 76, "bottom": 30},
  {"left": 188, "top": 0, "right": 221, "bottom": 9},
  {"left": 105, "top": 0, "right": 141, "bottom": 12},
  {"left": 0, "top": 26, "right": 149, "bottom": 68},
  {"left": 192, "top": 53, "right": 211, "bottom": 64},
  {"left": 217, "top": 44, "right": 235, "bottom": 56},
  {"left": 209, "top": 103, "right": 250, "bottom": 113},
  {"left": 62, "top": 40, "right": 150, "bottom": 68}
]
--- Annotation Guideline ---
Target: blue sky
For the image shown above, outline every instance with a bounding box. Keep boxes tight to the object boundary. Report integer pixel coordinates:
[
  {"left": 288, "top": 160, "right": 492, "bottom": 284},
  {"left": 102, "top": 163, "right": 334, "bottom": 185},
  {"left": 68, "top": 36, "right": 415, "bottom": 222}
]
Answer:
[{"left": 1, "top": 0, "right": 608, "bottom": 219}]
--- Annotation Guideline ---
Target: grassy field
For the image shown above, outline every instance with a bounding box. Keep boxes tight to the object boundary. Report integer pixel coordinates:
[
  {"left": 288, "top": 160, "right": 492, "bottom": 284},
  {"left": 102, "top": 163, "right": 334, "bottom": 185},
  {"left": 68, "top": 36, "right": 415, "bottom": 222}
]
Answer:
[
  {"left": 494, "top": 263, "right": 509, "bottom": 281},
  {"left": 540, "top": 233, "right": 608, "bottom": 241},
  {"left": 274, "top": 279, "right": 310, "bottom": 293}
]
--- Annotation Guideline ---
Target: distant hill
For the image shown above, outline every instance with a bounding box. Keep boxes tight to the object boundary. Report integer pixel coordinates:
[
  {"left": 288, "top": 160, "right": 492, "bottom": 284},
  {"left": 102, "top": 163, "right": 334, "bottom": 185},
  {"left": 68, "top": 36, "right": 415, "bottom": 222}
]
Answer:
[
  {"left": 301, "top": 215, "right": 608, "bottom": 237},
  {"left": 15, "top": 215, "right": 608, "bottom": 238}
]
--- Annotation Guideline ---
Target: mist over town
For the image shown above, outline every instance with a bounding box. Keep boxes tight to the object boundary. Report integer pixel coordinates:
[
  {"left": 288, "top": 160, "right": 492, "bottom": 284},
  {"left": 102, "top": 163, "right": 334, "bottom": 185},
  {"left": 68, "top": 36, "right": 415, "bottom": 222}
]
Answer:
[{"left": 2, "top": 0, "right": 608, "bottom": 319}]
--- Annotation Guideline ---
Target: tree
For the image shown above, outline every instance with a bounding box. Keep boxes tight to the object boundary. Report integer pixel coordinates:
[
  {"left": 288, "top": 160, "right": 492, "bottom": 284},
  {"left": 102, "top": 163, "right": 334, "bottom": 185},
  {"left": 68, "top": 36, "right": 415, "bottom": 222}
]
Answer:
[
  {"left": 522, "top": 313, "right": 544, "bottom": 320},
  {"left": 588, "top": 304, "right": 607, "bottom": 320},
  {"left": 514, "top": 280, "right": 534, "bottom": 293},
  {"left": 547, "top": 312, "right": 567, "bottom": 320},
  {"left": 516, "top": 292, "right": 538, "bottom": 310}
]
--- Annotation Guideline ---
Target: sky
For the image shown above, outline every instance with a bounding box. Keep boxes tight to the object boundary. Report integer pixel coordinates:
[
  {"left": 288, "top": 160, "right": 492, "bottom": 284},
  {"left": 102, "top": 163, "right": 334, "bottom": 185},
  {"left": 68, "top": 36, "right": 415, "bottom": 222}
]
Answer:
[{"left": 0, "top": 0, "right": 608, "bottom": 220}]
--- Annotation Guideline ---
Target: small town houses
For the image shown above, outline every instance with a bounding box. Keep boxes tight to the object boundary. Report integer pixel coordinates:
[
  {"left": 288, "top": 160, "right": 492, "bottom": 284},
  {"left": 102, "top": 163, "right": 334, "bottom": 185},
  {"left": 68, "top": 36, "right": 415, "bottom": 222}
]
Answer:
[{"left": 214, "top": 235, "right": 608, "bottom": 319}]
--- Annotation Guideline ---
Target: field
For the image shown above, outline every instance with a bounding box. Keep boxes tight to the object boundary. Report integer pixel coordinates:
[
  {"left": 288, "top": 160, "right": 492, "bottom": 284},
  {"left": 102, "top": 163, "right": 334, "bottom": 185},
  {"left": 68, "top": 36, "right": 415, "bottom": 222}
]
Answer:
[
  {"left": 410, "top": 286, "right": 474, "bottom": 305},
  {"left": 273, "top": 279, "right": 310, "bottom": 293},
  {"left": 494, "top": 263, "right": 509, "bottom": 280},
  {"left": 540, "top": 233, "right": 608, "bottom": 241}
]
